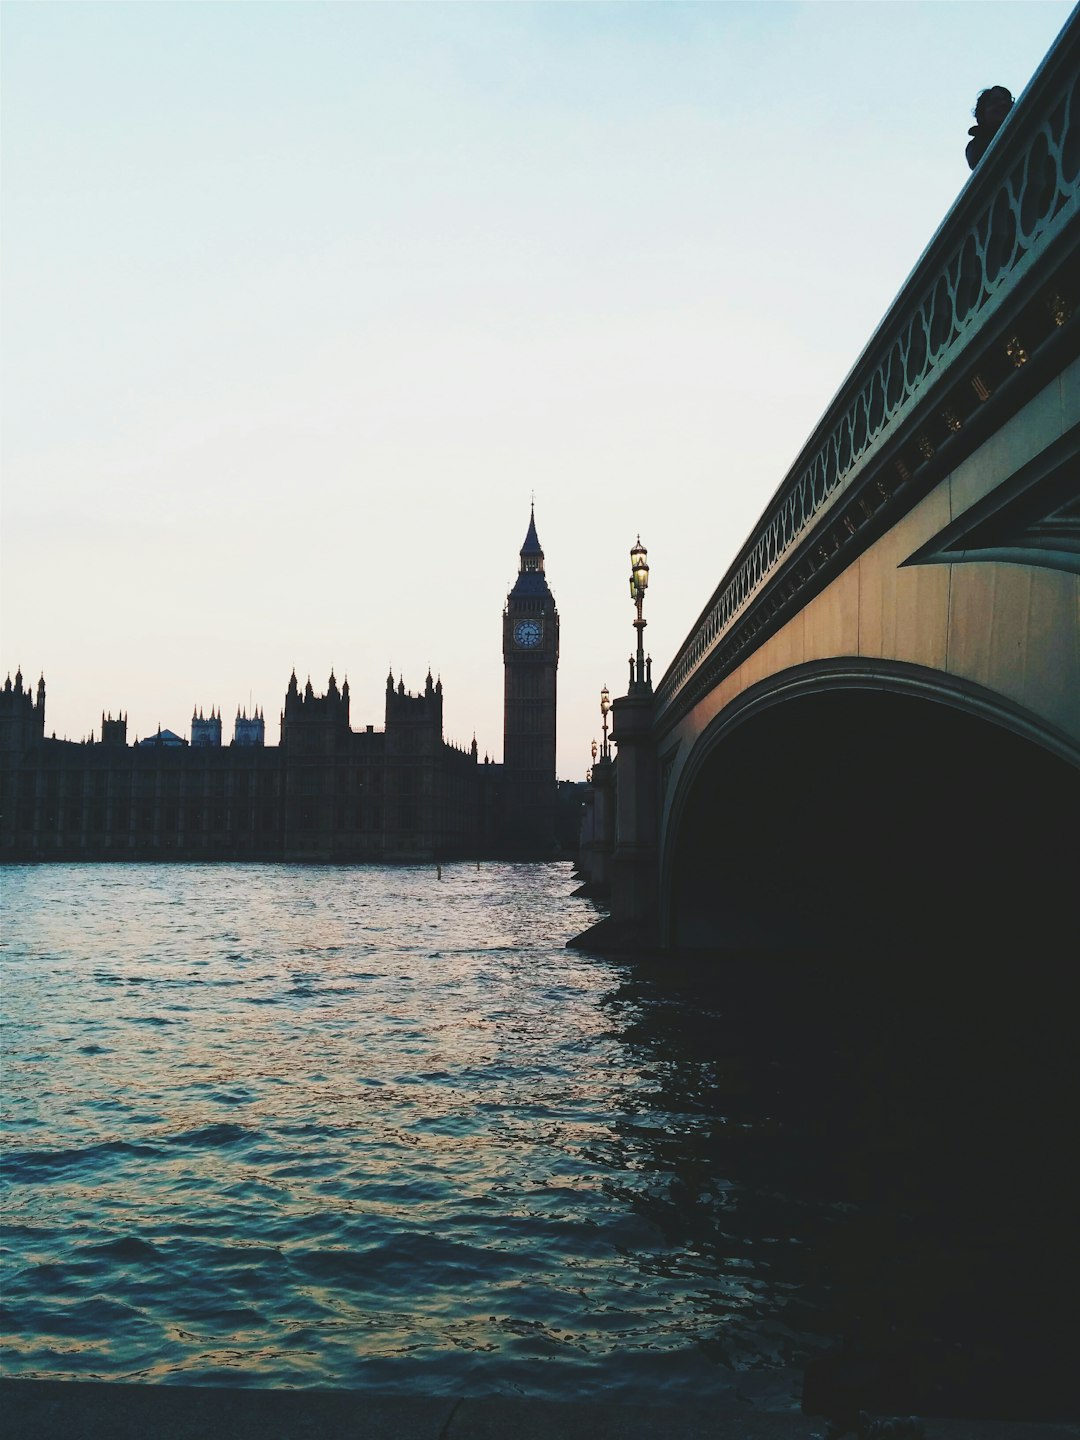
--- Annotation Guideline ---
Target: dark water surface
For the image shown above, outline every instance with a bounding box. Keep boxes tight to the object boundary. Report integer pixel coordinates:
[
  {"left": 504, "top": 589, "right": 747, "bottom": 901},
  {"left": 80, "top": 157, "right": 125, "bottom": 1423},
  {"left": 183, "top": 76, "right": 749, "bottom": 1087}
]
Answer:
[{"left": 1, "top": 863, "right": 1074, "bottom": 1412}]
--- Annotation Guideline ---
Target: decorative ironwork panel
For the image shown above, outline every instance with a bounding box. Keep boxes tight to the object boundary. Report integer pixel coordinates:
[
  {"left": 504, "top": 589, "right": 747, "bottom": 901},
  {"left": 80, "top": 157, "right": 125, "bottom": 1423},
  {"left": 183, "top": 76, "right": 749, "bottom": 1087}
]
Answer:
[{"left": 655, "top": 17, "right": 1079, "bottom": 728}]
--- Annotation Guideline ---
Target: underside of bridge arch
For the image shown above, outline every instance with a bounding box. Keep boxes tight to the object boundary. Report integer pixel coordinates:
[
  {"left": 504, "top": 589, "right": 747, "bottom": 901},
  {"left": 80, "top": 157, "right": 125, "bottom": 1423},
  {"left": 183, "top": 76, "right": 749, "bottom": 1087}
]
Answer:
[{"left": 665, "top": 683, "right": 1079, "bottom": 953}]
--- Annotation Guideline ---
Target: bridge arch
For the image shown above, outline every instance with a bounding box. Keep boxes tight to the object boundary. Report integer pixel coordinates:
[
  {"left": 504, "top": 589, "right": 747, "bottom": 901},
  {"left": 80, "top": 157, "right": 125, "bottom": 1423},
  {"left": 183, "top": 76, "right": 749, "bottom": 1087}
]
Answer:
[{"left": 660, "top": 659, "right": 1079, "bottom": 952}]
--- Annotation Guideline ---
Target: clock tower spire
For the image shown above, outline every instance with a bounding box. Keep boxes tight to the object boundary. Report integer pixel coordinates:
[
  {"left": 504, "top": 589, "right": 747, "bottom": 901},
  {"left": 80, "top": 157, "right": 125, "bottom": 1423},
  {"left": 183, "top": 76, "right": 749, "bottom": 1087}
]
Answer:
[{"left": 502, "top": 505, "right": 559, "bottom": 854}]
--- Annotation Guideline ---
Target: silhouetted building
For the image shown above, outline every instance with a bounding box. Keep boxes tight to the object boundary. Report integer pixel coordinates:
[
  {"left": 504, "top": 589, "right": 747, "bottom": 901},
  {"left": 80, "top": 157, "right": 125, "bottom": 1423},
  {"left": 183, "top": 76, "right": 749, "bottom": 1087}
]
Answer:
[
  {"left": 502, "top": 506, "right": 559, "bottom": 853},
  {"left": 101, "top": 712, "right": 127, "bottom": 747},
  {"left": 0, "top": 668, "right": 499, "bottom": 862},
  {"left": 191, "top": 707, "right": 222, "bottom": 747},
  {"left": 0, "top": 670, "right": 45, "bottom": 755},
  {"left": 0, "top": 513, "right": 565, "bottom": 863},
  {"left": 233, "top": 707, "right": 264, "bottom": 747},
  {"left": 135, "top": 728, "right": 187, "bottom": 749}
]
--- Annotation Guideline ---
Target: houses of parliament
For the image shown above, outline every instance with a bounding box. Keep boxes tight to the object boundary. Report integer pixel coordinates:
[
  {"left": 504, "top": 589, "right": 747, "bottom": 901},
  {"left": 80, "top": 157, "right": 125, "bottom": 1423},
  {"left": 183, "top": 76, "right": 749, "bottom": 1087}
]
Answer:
[{"left": 1, "top": 512, "right": 575, "bottom": 862}]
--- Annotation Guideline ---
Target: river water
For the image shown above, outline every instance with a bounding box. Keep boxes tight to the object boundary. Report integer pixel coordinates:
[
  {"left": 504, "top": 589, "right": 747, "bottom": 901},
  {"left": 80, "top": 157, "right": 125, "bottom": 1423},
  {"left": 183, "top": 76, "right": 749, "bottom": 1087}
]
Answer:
[{"left": 0, "top": 863, "right": 1073, "bottom": 1412}]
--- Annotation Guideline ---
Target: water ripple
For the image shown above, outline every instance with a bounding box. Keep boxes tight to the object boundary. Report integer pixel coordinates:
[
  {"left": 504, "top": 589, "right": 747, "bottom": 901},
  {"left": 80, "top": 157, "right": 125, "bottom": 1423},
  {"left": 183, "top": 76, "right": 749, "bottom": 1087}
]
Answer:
[{"left": 4, "top": 859, "right": 1061, "bottom": 1408}]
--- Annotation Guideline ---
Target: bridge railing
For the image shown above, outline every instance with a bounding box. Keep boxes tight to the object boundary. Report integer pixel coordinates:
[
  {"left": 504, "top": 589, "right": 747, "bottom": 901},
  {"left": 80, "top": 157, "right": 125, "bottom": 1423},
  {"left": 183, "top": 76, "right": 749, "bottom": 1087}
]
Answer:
[{"left": 653, "top": 10, "right": 1079, "bottom": 730}]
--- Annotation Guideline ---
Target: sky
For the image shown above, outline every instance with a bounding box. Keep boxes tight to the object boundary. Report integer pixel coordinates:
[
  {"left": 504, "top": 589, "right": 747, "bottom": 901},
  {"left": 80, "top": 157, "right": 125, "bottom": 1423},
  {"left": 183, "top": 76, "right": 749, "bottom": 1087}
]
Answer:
[{"left": 2, "top": 0, "right": 1075, "bottom": 777}]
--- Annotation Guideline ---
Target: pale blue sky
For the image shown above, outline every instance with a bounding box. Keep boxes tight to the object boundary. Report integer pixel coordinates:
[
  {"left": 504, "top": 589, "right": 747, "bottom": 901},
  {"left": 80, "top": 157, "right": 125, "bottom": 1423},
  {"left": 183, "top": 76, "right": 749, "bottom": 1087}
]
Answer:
[{"left": 2, "top": 0, "right": 1074, "bottom": 773}]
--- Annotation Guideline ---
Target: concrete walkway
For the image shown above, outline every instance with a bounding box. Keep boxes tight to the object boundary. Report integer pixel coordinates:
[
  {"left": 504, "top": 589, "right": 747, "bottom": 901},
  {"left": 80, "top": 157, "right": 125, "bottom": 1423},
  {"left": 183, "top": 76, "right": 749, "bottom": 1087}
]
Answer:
[{"left": 2, "top": 1380, "right": 1076, "bottom": 1439}]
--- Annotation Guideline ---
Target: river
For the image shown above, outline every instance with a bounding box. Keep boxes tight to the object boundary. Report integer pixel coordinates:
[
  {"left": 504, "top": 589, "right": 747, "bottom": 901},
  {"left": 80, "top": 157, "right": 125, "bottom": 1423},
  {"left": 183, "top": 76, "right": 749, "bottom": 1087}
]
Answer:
[{"left": 0, "top": 862, "right": 1072, "bottom": 1416}]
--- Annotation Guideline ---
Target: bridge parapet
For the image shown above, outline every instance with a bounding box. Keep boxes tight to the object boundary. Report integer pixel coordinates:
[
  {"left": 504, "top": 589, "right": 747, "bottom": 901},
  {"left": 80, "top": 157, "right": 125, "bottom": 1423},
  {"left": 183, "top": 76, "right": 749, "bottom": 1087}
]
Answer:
[{"left": 654, "top": 12, "right": 1079, "bottom": 731}]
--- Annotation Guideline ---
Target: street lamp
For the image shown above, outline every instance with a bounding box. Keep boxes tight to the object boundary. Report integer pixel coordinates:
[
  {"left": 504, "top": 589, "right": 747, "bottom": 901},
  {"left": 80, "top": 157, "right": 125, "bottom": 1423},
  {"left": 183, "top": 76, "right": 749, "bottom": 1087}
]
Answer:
[
  {"left": 591, "top": 738, "right": 598, "bottom": 767},
  {"left": 600, "top": 685, "right": 610, "bottom": 758},
  {"left": 629, "top": 536, "right": 650, "bottom": 691}
]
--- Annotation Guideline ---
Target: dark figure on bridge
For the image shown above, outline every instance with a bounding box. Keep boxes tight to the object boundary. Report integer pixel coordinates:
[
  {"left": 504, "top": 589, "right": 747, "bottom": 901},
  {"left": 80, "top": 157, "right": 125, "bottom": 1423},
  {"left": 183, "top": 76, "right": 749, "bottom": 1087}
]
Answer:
[{"left": 965, "top": 86, "right": 1014, "bottom": 169}]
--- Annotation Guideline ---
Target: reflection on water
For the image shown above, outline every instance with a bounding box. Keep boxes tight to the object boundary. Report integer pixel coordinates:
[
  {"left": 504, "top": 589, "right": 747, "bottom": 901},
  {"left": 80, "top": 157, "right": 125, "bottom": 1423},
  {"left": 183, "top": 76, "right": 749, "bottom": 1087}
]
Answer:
[{"left": 0, "top": 863, "right": 1073, "bottom": 1413}]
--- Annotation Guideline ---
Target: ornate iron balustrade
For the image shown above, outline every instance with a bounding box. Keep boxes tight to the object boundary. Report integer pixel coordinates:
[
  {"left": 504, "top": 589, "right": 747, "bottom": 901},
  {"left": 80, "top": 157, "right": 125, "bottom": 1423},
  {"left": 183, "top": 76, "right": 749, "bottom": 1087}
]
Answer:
[{"left": 653, "top": 10, "right": 1079, "bottom": 730}]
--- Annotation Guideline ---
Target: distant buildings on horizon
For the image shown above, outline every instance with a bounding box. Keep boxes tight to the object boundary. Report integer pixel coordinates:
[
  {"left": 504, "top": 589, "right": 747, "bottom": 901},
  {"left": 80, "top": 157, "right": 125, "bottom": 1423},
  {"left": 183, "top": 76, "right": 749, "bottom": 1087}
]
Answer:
[{"left": 0, "top": 510, "right": 578, "bottom": 862}]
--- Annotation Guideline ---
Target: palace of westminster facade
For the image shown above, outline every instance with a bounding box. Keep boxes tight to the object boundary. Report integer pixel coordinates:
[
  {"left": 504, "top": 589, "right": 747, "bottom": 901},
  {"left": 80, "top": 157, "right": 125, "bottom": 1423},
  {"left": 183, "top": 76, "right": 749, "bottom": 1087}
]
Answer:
[{"left": 1, "top": 512, "right": 574, "bottom": 862}]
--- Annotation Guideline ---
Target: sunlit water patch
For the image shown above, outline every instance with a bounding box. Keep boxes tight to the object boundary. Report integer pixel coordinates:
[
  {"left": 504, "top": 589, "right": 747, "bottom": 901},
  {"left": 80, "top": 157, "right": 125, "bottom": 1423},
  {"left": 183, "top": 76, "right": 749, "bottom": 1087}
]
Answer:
[
  {"left": 1, "top": 863, "right": 814, "bottom": 1398},
  {"left": 2, "top": 861, "right": 1069, "bottom": 1410}
]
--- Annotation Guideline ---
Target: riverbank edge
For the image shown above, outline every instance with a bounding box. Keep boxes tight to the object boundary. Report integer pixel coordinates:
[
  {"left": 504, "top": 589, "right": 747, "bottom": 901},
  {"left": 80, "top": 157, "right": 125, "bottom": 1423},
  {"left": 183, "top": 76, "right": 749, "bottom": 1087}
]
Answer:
[{"left": 2, "top": 1379, "right": 1077, "bottom": 1440}]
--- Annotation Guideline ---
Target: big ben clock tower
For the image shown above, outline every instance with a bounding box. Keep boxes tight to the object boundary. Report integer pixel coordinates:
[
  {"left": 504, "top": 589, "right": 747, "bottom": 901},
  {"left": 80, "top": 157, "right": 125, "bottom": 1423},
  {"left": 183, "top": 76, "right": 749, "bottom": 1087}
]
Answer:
[{"left": 503, "top": 506, "right": 559, "bottom": 854}]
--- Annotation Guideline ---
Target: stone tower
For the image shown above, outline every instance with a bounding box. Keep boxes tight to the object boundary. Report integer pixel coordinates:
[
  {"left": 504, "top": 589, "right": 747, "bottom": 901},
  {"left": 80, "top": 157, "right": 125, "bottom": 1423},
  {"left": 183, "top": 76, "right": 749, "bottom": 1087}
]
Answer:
[
  {"left": 191, "top": 707, "right": 222, "bottom": 747},
  {"left": 0, "top": 669, "right": 46, "bottom": 756},
  {"left": 502, "top": 506, "right": 559, "bottom": 853}
]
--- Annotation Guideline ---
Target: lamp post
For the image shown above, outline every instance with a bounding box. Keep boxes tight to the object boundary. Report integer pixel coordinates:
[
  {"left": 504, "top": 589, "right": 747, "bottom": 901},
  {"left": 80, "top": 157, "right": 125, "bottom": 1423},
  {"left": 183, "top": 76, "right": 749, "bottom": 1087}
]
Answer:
[
  {"left": 629, "top": 536, "right": 650, "bottom": 692},
  {"left": 606, "top": 534, "right": 658, "bottom": 933},
  {"left": 599, "top": 686, "right": 610, "bottom": 758},
  {"left": 591, "top": 738, "right": 598, "bottom": 768}
]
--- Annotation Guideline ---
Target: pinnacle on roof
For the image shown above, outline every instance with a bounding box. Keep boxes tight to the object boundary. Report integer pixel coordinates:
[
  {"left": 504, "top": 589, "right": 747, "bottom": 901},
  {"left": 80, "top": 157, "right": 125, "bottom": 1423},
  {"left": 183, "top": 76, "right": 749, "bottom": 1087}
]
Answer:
[
  {"left": 520, "top": 503, "right": 543, "bottom": 560},
  {"left": 511, "top": 501, "right": 553, "bottom": 597}
]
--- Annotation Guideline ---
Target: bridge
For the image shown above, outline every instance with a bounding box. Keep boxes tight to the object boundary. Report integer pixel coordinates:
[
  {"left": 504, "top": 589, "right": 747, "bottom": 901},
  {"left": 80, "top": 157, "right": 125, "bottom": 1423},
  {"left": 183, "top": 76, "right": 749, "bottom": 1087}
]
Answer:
[{"left": 579, "top": 12, "right": 1079, "bottom": 952}]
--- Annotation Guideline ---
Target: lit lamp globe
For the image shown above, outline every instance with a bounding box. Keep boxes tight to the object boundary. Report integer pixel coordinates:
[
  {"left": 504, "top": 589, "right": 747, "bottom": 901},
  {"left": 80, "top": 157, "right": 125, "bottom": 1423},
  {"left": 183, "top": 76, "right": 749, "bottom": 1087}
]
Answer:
[{"left": 630, "top": 538, "right": 649, "bottom": 601}]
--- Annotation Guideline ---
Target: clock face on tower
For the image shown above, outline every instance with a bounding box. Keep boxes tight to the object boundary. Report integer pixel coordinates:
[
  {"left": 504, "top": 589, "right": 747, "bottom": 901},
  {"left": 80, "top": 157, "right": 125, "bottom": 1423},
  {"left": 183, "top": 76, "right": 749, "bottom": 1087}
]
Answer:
[{"left": 514, "top": 619, "right": 542, "bottom": 648}]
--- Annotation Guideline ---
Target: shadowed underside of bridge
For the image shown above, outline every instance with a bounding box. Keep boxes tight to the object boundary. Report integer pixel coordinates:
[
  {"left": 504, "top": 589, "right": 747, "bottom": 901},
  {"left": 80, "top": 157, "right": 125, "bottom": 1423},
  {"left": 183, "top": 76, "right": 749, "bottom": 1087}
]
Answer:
[
  {"left": 579, "top": 17, "right": 1079, "bottom": 959},
  {"left": 634, "top": 15, "right": 1080, "bottom": 955},
  {"left": 665, "top": 676, "right": 1079, "bottom": 952}
]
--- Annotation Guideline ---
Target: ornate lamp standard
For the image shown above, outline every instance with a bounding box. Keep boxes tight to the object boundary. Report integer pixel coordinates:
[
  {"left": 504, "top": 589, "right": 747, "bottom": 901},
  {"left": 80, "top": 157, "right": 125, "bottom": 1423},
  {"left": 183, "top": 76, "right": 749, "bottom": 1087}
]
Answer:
[
  {"left": 628, "top": 537, "right": 651, "bottom": 692},
  {"left": 591, "top": 738, "right": 598, "bottom": 768},
  {"left": 599, "top": 686, "right": 611, "bottom": 758},
  {"left": 598, "top": 536, "right": 656, "bottom": 933}
]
